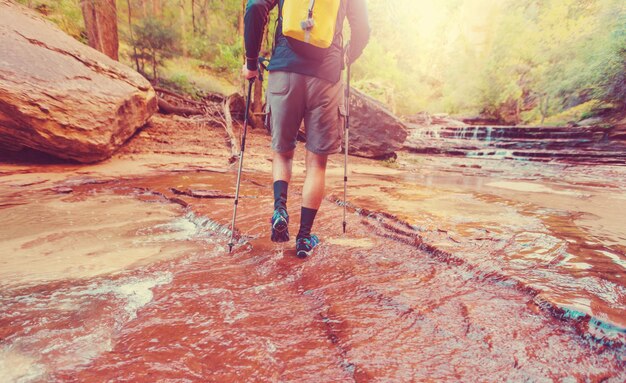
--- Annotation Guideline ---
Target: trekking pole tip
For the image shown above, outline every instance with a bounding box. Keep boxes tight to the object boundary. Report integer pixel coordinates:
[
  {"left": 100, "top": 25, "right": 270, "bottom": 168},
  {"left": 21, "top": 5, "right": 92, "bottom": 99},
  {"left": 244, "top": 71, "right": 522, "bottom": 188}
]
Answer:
[
  {"left": 228, "top": 242, "right": 233, "bottom": 253},
  {"left": 342, "top": 221, "right": 347, "bottom": 234}
]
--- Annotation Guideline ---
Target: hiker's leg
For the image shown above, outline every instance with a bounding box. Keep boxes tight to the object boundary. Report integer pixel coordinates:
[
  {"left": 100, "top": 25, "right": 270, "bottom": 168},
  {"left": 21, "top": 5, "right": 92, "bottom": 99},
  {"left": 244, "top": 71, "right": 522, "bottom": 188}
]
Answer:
[
  {"left": 302, "top": 150, "right": 328, "bottom": 209},
  {"left": 273, "top": 150, "right": 294, "bottom": 184},
  {"left": 267, "top": 71, "right": 303, "bottom": 213},
  {"left": 272, "top": 150, "right": 294, "bottom": 210},
  {"left": 300, "top": 75, "right": 342, "bottom": 212},
  {"left": 295, "top": 74, "right": 341, "bottom": 252},
  {"left": 267, "top": 72, "right": 304, "bottom": 242},
  {"left": 297, "top": 150, "right": 328, "bottom": 239}
]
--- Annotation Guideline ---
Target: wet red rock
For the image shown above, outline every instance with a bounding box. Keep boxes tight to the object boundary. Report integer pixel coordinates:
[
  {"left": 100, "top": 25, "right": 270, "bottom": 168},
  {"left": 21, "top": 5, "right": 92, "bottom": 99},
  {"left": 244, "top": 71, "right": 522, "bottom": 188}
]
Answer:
[{"left": 1, "top": 115, "right": 624, "bottom": 381}]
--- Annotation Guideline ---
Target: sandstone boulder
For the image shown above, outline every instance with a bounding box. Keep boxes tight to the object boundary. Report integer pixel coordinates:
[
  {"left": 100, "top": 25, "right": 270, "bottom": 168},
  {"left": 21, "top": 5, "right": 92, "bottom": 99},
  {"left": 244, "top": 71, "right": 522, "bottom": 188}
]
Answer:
[
  {"left": 348, "top": 88, "right": 408, "bottom": 158},
  {"left": 0, "top": 0, "right": 157, "bottom": 163}
]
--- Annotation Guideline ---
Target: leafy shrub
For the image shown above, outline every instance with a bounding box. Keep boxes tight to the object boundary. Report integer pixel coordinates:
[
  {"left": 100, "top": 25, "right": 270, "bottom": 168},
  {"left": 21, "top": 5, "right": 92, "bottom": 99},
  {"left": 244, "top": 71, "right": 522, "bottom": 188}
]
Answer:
[
  {"left": 211, "top": 41, "right": 243, "bottom": 74},
  {"left": 187, "top": 34, "right": 215, "bottom": 61},
  {"left": 166, "top": 72, "right": 194, "bottom": 94}
]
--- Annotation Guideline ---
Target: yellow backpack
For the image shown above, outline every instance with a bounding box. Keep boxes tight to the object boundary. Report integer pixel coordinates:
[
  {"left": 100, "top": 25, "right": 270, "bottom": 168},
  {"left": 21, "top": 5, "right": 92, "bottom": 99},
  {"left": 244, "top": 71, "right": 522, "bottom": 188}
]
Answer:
[{"left": 282, "top": 0, "right": 341, "bottom": 53}]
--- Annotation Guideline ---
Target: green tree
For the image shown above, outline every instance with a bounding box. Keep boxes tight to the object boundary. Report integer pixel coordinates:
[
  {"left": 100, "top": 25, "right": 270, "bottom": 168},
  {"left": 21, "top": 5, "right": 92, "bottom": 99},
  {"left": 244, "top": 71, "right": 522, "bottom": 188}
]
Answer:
[{"left": 132, "top": 18, "right": 177, "bottom": 80}]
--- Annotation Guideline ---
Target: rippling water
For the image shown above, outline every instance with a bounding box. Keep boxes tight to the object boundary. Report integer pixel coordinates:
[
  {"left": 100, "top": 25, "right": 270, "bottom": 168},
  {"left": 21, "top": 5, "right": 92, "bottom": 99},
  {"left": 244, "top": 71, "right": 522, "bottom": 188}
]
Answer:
[
  {"left": 0, "top": 155, "right": 624, "bottom": 381},
  {"left": 339, "top": 157, "right": 626, "bottom": 345}
]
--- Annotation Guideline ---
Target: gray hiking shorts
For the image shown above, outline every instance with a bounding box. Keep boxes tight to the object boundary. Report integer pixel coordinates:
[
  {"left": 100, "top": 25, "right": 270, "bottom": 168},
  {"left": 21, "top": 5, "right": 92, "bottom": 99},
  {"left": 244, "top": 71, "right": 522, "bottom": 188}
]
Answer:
[{"left": 266, "top": 71, "right": 345, "bottom": 155}]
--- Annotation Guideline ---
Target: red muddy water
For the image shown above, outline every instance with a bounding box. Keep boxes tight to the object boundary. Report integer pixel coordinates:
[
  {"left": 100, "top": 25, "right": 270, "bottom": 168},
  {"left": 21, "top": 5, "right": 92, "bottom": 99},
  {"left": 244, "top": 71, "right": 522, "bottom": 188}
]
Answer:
[{"left": 1, "top": 152, "right": 625, "bottom": 382}]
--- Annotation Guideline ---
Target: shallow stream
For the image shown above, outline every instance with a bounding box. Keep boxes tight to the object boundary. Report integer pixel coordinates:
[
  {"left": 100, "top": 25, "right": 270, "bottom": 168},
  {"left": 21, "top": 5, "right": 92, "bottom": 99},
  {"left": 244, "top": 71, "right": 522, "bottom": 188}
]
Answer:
[{"left": 0, "top": 154, "right": 624, "bottom": 381}]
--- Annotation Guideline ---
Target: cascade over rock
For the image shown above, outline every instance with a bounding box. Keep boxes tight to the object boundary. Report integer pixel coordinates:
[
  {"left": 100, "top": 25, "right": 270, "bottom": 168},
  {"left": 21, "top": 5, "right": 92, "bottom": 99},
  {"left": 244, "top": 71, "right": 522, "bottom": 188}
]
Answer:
[
  {"left": 405, "top": 122, "right": 626, "bottom": 165},
  {"left": 0, "top": 0, "right": 156, "bottom": 163}
]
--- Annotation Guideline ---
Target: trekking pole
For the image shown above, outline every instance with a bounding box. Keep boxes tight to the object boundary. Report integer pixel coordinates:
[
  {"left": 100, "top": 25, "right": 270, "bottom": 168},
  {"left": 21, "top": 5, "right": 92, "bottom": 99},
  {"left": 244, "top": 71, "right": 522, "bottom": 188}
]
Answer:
[
  {"left": 228, "top": 77, "right": 255, "bottom": 253},
  {"left": 342, "top": 55, "right": 351, "bottom": 234}
]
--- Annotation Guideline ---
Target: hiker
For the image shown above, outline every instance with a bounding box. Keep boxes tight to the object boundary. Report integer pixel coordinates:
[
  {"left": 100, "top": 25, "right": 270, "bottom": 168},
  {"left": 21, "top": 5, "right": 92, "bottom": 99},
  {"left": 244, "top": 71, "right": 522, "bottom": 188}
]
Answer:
[{"left": 243, "top": 0, "right": 370, "bottom": 258}]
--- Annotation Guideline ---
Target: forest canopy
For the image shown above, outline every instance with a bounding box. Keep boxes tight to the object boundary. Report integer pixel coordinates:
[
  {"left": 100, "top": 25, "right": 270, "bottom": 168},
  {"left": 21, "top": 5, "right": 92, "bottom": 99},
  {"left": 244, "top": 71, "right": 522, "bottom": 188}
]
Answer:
[{"left": 18, "top": 0, "right": 626, "bottom": 125}]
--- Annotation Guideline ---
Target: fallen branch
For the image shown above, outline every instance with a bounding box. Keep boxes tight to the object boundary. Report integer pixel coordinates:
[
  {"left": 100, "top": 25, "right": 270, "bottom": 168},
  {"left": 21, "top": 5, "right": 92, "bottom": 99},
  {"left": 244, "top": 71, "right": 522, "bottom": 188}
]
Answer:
[
  {"left": 154, "top": 86, "right": 226, "bottom": 105},
  {"left": 157, "top": 97, "right": 204, "bottom": 116},
  {"left": 203, "top": 93, "right": 227, "bottom": 104},
  {"left": 154, "top": 86, "right": 207, "bottom": 106}
]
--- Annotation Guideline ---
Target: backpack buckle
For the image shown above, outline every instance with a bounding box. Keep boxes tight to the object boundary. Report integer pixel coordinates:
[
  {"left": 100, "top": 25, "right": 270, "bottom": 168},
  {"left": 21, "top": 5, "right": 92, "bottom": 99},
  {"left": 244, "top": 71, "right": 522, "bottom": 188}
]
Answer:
[{"left": 300, "top": 17, "right": 315, "bottom": 31}]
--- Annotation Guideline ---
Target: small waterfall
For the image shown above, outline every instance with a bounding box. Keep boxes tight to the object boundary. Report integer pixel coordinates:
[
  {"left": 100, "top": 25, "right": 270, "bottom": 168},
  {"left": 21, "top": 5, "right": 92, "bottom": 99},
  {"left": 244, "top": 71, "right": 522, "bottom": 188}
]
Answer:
[
  {"left": 405, "top": 124, "right": 625, "bottom": 164},
  {"left": 485, "top": 127, "right": 493, "bottom": 143},
  {"left": 455, "top": 126, "right": 468, "bottom": 139}
]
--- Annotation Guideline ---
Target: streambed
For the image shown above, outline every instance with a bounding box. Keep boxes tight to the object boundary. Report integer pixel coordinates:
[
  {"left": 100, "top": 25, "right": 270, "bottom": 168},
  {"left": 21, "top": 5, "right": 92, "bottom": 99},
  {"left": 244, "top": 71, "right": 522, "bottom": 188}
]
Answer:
[{"left": 1, "top": 150, "right": 624, "bottom": 381}]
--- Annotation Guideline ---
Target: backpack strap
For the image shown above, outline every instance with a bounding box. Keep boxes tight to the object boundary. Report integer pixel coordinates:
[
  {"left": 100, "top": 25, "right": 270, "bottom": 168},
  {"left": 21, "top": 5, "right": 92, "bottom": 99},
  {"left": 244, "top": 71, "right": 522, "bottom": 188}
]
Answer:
[
  {"left": 272, "top": 0, "right": 284, "bottom": 56},
  {"left": 303, "top": 0, "right": 316, "bottom": 43}
]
